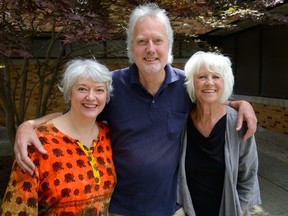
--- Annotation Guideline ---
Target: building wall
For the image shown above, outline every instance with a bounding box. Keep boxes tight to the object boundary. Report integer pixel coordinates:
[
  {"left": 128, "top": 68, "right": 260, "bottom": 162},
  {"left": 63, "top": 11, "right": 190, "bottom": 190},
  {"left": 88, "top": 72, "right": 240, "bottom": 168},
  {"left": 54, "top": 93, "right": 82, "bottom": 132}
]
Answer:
[
  {"left": 253, "top": 102, "right": 288, "bottom": 135},
  {"left": 1, "top": 57, "right": 287, "bottom": 201},
  {"left": 233, "top": 95, "right": 288, "bottom": 163},
  {"left": 0, "top": 62, "right": 64, "bottom": 125},
  {"left": 0, "top": 60, "right": 131, "bottom": 126},
  {"left": 212, "top": 25, "right": 288, "bottom": 99},
  {"left": 1, "top": 58, "right": 287, "bottom": 134},
  {"left": 212, "top": 24, "right": 288, "bottom": 162},
  {"left": 1, "top": 29, "right": 287, "bottom": 164}
]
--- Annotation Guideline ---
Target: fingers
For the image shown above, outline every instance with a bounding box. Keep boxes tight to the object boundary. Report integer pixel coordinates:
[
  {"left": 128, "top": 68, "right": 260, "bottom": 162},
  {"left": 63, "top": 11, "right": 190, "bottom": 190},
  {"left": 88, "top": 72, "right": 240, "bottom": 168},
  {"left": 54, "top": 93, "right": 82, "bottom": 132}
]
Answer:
[
  {"left": 242, "top": 128, "right": 255, "bottom": 142},
  {"left": 14, "top": 121, "right": 47, "bottom": 175},
  {"left": 242, "top": 114, "right": 257, "bottom": 141},
  {"left": 14, "top": 142, "right": 35, "bottom": 175},
  {"left": 235, "top": 100, "right": 257, "bottom": 140},
  {"left": 237, "top": 116, "right": 257, "bottom": 141},
  {"left": 34, "top": 138, "right": 47, "bottom": 154},
  {"left": 236, "top": 114, "right": 243, "bottom": 132}
]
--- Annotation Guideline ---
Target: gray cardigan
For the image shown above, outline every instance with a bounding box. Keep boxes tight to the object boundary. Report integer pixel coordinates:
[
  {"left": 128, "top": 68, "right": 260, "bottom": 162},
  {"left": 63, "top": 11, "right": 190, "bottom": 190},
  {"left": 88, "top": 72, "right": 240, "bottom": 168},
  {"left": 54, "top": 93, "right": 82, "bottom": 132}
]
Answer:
[{"left": 177, "top": 106, "right": 261, "bottom": 216}]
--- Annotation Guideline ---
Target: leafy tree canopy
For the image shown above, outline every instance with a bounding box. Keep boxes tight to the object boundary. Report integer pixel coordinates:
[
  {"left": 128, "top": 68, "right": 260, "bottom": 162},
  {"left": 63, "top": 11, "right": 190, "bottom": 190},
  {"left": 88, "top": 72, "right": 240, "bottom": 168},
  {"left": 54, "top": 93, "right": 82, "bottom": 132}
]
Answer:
[{"left": 1, "top": 0, "right": 287, "bottom": 58}]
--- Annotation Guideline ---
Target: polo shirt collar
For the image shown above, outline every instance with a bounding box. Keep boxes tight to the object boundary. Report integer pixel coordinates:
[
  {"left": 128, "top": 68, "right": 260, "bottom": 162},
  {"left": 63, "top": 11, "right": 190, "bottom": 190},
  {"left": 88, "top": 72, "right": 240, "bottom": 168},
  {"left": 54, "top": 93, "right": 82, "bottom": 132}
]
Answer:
[{"left": 129, "top": 63, "right": 180, "bottom": 85}]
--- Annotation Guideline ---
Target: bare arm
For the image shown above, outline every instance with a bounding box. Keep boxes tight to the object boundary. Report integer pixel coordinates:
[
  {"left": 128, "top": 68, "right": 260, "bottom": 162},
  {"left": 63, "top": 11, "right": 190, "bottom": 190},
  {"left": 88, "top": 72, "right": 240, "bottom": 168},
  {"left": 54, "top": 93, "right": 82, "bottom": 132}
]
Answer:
[
  {"left": 229, "top": 100, "right": 257, "bottom": 141},
  {"left": 14, "top": 113, "right": 62, "bottom": 175}
]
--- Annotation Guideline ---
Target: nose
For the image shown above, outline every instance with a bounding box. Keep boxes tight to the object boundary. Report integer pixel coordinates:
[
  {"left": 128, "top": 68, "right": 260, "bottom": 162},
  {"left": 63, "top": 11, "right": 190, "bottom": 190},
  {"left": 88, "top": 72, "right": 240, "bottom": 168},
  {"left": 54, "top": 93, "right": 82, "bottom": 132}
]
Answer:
[
  {"left": 205, "top": 76, "right": 214, "bottom": 85},
  {"left": 86, "top": 90, "right": 96, "bottom": 100},
  {"left": 146, "top": 40, "right": 156, "bottom": 53}
]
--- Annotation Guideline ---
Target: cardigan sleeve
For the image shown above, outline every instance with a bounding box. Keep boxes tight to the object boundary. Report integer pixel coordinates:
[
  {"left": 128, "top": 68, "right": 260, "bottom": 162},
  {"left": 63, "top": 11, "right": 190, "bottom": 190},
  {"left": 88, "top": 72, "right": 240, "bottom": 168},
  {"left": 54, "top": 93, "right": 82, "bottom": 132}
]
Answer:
[
  {"left": 225, "top": 106, "right": 261, "bottom": 215},
  {"left": 237, "top": 128, "right": 261, "bottom": 210}
]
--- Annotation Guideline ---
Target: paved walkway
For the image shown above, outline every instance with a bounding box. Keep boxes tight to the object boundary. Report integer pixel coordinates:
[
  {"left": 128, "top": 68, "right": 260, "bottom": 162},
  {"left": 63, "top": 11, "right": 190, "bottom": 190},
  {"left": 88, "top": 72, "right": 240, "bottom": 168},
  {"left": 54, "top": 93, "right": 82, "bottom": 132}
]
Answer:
[{"left": 250, "top": 152, "right": 288, "bottom": 216}]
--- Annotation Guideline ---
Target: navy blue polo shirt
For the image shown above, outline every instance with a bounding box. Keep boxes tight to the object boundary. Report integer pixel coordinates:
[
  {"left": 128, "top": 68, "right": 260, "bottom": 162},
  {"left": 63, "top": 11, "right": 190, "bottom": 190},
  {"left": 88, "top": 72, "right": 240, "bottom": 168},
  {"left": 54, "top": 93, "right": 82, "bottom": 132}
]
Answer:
[{"left": 99, "top": 64, "right": 192, "bottom": 216}]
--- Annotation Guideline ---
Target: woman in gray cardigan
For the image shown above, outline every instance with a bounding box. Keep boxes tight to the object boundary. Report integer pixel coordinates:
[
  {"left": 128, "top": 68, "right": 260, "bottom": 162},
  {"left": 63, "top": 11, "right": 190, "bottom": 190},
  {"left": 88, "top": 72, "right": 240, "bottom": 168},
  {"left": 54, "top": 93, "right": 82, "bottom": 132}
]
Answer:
[{"left": 177, "top": 51, "right": 261, "bottom": 216}]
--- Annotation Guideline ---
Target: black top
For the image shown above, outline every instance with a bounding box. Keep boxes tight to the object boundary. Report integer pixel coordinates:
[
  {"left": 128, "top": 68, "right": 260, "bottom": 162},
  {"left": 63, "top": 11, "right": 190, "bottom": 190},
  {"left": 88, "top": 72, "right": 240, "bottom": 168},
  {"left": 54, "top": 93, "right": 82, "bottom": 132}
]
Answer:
[{"left": 185, "top": 115, "right": 226, "bottom": 216}]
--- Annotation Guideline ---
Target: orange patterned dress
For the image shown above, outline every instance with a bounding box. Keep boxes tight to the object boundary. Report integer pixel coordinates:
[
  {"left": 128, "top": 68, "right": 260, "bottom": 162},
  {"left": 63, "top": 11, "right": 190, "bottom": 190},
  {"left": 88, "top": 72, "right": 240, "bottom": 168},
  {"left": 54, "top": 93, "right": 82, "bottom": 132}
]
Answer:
[{"left": 0, "top": 121, "right": 116, "bottom": 216}]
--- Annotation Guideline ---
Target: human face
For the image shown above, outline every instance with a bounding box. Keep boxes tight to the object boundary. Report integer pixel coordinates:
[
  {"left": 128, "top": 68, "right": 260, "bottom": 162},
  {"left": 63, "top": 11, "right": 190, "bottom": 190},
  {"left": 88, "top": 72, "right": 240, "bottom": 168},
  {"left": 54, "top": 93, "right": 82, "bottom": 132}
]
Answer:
[
  {"left": 132, "top": 17, "right": 169, "bottom": 75},
  {"left": 69, "top": 77, "right": 107, "bottom": 120},
  {"left": 194, "top": 67, "right": 224, "bottom": 104}
]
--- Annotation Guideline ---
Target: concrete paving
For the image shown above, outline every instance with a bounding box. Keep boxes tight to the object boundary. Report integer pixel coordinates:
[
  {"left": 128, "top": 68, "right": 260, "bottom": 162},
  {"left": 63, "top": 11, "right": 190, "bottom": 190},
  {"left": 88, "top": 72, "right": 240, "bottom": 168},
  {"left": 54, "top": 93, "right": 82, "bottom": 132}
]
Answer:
[{"left": 250, "top": 152, "right": 288, "bottom": 216}]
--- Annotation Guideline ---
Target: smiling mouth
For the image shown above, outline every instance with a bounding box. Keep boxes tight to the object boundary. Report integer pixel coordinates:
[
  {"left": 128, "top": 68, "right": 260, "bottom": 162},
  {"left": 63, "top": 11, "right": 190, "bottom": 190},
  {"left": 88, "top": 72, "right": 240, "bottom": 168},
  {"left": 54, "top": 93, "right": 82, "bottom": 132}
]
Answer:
[
  {"left": 203, "top": 90, "right": 216, "bottom": 93},
  {"left": 83, "top": 104, "right": 97, "bottom": 108},
  {"left": 144, "top": 57, "right": 158, "bottom": 62}
]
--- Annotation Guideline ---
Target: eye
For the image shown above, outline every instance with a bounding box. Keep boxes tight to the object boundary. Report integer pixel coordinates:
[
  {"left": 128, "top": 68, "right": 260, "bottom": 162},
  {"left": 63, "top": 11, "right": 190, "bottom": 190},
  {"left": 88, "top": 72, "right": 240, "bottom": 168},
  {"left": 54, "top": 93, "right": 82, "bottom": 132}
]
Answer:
[
  {"left": 137, "top": 39, "right": 147, "bottom": 45},
  {"left": 213, "top": 75, "right": 221, "bottom": 79},
  {"left": 154, "top": 38, "right": 163, "bottom": 44},
  {"left": 78, "top": 87, "right": 88, "bottom": 92},
  {"left": 95, "top": 88, "right": 106, "bottom": 93},
  {"left": 198, "top": 75, "right": 207, "bottom": 80}
]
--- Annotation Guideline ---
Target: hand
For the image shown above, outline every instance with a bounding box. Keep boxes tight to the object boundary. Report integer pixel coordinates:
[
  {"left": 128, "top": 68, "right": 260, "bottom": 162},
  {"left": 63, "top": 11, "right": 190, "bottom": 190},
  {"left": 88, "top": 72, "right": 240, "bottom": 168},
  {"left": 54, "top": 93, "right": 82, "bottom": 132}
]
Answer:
[
  {"left": 14, "top": 120, "right": 47, "bottom": 175},
  {"left": 234, "top": 100, "right": 257, "bottom": 141}
]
